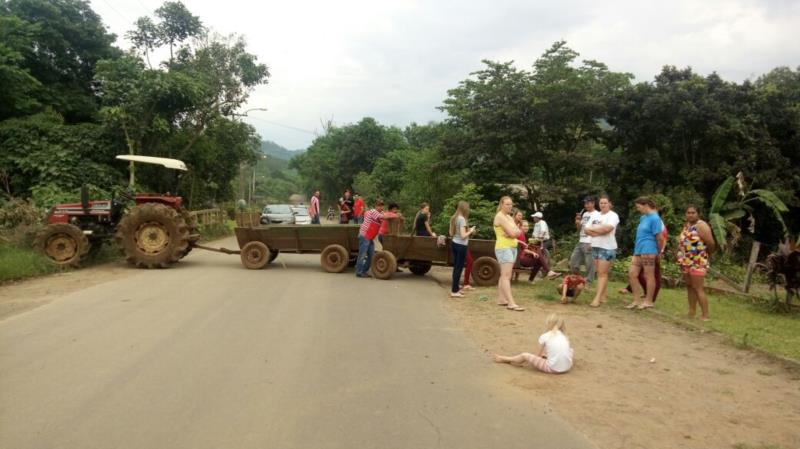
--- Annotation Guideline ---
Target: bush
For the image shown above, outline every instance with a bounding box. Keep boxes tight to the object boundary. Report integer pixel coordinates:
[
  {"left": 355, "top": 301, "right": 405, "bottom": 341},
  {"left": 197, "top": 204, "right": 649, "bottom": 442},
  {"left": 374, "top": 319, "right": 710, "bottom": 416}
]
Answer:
[{"left": 0, "top": 198, "right": 44, "bottom": 247}]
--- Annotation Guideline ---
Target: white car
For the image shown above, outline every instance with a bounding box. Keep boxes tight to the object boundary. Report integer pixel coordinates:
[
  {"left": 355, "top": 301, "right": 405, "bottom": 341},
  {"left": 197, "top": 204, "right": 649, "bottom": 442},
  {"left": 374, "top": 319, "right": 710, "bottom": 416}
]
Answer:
[{"left": 291, "top": 206, "right": 312, "bottom": 225}]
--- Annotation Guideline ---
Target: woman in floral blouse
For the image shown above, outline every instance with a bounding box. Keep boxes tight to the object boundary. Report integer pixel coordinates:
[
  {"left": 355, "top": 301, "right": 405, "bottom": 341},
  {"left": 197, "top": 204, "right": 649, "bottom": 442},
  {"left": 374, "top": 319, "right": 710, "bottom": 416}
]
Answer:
[{"left": 677, "top": 205, "right": 715, "bottom": 321}]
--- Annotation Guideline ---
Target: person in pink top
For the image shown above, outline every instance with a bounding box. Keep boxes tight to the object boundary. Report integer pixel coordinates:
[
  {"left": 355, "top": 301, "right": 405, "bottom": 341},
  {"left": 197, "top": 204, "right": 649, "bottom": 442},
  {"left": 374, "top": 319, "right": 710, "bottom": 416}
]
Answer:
[{"left": 309, "top": 190, "right": 321, "bottom": 225}]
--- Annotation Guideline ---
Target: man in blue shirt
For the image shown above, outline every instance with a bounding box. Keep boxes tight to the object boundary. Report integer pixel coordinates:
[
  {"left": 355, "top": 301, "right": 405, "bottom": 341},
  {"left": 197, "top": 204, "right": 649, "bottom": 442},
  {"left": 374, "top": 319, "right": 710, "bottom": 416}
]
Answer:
[{"left": 627, "top": 196, "right": 664, "bottom": 310}]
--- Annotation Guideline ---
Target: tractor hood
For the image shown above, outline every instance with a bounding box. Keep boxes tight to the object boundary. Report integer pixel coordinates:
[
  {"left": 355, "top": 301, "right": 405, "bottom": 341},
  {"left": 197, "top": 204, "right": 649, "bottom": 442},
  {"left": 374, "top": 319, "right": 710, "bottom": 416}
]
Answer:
[{"left": 116, "top": 155, "right": 188, "bottom": 171}]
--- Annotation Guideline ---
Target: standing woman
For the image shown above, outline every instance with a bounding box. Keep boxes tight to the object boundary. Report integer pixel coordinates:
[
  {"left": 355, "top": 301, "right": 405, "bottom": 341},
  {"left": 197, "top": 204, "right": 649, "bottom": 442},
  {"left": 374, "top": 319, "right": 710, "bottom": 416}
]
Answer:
[
  {"left": 677, "top": 205, "right": 715, "bottom": 321},
  {"left": 585, "top": 195, "right": 620, "bottom": 307},
  {"left": 494, "top": 196, "right": 525, "bottom": 311},
  {"left": 449, "top": 201, "right": 476, "bottom": 298},
  {"left": 413, "top": 203, "right": 437, "bottom": 237}
]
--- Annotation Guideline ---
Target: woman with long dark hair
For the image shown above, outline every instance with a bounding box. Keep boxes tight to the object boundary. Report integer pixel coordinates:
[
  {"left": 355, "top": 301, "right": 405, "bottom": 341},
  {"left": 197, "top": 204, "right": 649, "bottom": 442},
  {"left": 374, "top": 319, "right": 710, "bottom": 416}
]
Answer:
[{"left": 677, "top": 205, "right": 715, "bottom": 320}]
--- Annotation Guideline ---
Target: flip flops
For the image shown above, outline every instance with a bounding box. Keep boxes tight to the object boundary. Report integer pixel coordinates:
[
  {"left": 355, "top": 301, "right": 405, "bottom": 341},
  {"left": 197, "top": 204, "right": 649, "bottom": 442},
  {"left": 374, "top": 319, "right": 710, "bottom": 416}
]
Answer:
[{"left": 506, "top": 305, "right": 525, "bottom": 311}]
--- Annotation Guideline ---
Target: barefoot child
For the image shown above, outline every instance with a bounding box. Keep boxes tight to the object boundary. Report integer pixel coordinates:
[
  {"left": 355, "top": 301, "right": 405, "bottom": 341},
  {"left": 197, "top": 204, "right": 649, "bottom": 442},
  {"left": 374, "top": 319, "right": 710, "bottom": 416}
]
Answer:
[
  {"left": 556, "top": 268, "right": 586, "bottom": 304},
  {"left": 493, "top": 313, "right": 573, "bottom": 374}
]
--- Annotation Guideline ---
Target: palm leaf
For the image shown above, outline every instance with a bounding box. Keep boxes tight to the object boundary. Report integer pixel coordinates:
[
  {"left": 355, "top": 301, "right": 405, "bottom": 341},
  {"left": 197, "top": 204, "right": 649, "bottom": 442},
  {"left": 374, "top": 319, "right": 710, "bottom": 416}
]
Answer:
[
  {"left": 708, "top": 213, "right": 728, "bottom": 251},
  {"left": 710, "top": 177, "right": 734, "bottom": 214},
  {"left": 722, "top": 209, "right": 746, "bottom": 221},
  {"left": 749, "top": 189, "right": 789, "bottom": 212}
]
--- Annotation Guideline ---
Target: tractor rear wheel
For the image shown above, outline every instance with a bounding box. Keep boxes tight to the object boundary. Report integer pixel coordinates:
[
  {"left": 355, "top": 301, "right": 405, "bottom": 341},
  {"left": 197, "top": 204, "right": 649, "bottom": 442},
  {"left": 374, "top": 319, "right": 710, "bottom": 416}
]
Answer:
[
  {"left": 179, "top": 209, "right": 200, "bottom": 259},
  {"left": 320, "top": 244, "right": 349, "bottom": 273},
  {"left": 371, "top": 250, "right": 397, "bottom": 280},
  {"left": 34, "top": 223, "right": 90, "bottom": 267},
  {"left": 115, "top": 203, "right": 189, "bottom": 268}
]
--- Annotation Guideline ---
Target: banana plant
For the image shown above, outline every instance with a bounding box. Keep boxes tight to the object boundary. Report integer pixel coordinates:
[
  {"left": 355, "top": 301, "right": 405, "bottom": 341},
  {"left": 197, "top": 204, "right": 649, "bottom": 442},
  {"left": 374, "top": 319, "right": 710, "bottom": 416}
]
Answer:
[{"left": 708, "top": 172, "right": 789, "bottom": 251}]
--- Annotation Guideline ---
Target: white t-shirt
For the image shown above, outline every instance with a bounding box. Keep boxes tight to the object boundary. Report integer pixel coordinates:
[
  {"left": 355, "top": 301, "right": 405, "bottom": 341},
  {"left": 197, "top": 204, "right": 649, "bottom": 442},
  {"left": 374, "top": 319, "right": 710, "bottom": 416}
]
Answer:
[
  {"left": 532, "top": 220, "right": 550, "bottom": 241},
  {"left": 588, "top": 210, "right": 619, "bottom": 250},
  {"left": 578, "top": 210, "right": 600, "bottom": 244},
  {"left": 538, "top": 330, "right": 573, "bottom": 373}
]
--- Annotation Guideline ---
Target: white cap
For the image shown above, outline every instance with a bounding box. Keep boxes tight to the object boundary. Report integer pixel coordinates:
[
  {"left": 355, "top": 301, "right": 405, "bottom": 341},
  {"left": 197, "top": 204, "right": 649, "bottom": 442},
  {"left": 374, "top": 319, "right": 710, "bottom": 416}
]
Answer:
[{"left": 531, "top": 212, "right": 543, "bottom": 218}]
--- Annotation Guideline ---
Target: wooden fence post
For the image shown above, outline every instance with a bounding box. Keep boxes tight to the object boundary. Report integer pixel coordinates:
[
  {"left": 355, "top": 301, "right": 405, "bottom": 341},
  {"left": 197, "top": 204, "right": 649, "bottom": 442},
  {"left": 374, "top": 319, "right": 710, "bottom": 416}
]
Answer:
[{"left": 743, "top": 241, "right": 761, "bottom": 293}]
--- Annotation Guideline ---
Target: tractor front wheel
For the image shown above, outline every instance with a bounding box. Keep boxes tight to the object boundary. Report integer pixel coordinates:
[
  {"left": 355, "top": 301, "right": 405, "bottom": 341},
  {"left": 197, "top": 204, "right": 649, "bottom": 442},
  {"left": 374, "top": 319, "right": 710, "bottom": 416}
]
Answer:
[
  {"left": 34, "top": 223, "right": 90, "bottom": 267},
  {"left": 115, "top": 203, "right": 190, "bottom": 269}
]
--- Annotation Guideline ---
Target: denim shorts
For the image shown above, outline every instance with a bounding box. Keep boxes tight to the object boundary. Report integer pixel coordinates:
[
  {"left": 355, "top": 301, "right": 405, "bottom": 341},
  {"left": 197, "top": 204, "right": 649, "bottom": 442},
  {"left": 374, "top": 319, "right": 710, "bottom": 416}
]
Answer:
[
  {"left": 592, "top": 247, "right": 616, "bottom": 261},
  {"left": 495, "top": 248, "right": 518, "bottom": 265}
]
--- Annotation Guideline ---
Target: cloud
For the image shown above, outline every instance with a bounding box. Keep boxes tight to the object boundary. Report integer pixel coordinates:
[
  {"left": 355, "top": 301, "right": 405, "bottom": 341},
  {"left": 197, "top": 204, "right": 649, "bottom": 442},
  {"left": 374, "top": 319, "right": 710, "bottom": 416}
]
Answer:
[{"left": 93, "top": 0, "right": 800, "bottom": 150}]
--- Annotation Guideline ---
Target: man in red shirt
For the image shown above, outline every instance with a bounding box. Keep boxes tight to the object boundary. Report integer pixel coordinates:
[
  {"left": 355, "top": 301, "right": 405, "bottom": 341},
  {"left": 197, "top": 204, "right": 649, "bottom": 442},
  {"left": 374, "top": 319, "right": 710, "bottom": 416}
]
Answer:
[
  {"left": 353, "top": 193, "right": 366, "bottom": 225},
  {"left": 309, "top": 189, "right": 321, "bottom": 225},
  {"left": 356, "top": 199, "right": 386, "bottom": 278},
  {"left": 378, "top": 203, "right": 402, "bottom": 244}
]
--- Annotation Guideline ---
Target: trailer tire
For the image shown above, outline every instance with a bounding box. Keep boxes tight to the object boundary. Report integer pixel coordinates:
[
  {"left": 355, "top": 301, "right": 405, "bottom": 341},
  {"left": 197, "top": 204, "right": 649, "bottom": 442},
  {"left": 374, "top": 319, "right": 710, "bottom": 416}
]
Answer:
[
  {"left": 472, "top": 256, "right": 501, "bottom": 286},
  {"left": 320, "top": 244, "right": 349, "bottom": 273},
  {"left": 34, "top": 223, "right": 90, "bottom": 267},
  {"left": 268, "top": 249, "right": 279, "bottom": 264},
  {"left": 409, "top": 261, "right": 432, "bottom": 276},
  {"left": 372, "top": 250, "right": 397, "bottom": 280},
  {"left": 241, "top": 241, "right": 270, "bottom": 269}
]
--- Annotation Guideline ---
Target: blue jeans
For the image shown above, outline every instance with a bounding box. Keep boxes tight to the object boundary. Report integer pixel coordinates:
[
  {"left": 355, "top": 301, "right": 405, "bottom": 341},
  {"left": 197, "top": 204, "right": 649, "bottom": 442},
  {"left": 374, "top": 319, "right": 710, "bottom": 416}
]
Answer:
[
  {"left": 451, "top": 242, "right": 468, "bottom": 293},
  {"left": 354, "top": 216, "right": 363, "bottom": 225},
  {"left": 356, "top": 235, "right": 374, "bottom": 276},
  {"left": 311, "top": 214, "right": 320, "bottom": 224}
]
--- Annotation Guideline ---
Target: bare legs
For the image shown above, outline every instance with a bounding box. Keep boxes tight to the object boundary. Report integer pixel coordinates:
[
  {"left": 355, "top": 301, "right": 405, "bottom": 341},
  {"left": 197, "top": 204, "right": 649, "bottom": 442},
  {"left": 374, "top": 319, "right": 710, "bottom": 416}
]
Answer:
[
  {"left": 685, "top": 273, "right": 709, "bottom": 320},
  {"left": 493, "top": 353, "right": 528, "bottom": 366},
  {"left": 628, "top": 256, "right": 656, "bottom": 308},
  {"left": 590, "top": 259, "right": 612, "bottom": 307},
  {"left": 497, "top": 263, "right": 523, "bottom": 310}
]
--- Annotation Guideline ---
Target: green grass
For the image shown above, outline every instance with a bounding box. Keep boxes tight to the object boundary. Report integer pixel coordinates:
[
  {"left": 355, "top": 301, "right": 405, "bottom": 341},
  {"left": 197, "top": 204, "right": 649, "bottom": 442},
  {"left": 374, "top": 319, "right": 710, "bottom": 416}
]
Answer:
[
  {"left": 198, "top": 219, "right": 235, "bottom": 241},
  {"left": 514, "top": 279, "right": 800, "bottom": 361},
  {"left": 0, "top": 243, "right": 61, "bottom": 283}
]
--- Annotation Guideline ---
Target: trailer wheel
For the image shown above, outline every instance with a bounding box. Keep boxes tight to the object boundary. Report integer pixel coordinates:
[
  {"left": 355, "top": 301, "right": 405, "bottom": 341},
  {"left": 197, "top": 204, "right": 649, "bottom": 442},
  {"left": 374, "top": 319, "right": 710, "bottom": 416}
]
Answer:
[
  {"left": 241, "top": 241, "right": 270, "bottom": 269},
  {"left": 321, "top": 244, "right": 349, "bottom": 273},
  {"left": 472, "top": 256, "right": 500, "bottom": 286},
  {"left": 268, "top": 249, "right": 280, "bottom": 264},
  {"left": 371, "top": 251, "right": 397, "bottom": 280},
  {"left": 409, "top": 261, "right": 432, "bottom": 276},
  {"left": 34, "top": 223, "right": 90, "bottom": 267}
]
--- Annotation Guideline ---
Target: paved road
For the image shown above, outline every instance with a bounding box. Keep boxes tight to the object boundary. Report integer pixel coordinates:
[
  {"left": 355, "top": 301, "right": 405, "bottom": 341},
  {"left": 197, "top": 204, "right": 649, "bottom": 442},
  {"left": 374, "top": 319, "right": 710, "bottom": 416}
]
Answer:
[{"left": 1, "top": 237, "right": 594, "bottom": 449}]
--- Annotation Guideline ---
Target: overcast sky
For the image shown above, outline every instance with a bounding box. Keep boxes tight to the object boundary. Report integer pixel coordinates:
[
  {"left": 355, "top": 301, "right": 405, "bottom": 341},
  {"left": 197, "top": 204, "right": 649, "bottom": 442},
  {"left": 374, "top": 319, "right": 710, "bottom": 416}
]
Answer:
[{"left": 92, "top": 0, "right": 800, "bottom": 150}]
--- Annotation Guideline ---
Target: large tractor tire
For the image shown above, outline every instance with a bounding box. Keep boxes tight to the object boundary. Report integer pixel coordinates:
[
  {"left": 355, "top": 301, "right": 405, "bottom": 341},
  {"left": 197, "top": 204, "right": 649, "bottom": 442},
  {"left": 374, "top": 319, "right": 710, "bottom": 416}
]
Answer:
[
  {"left": 371, "top": 250, "right": 397, "bottom": 280},
  {"left": 34, "top": 223, "right": 90, "bottom": 267},
  {"left": 115, "top": 203, "right": 190, "bottom": 269},
  {"left": 240, "top": 241, "right": 270, "bottom": 269},
  {"left": 178, "top": 209, "right": 200, "bottom": 259},
  {"left": 408, "top": 261, "right": 432, "bottom": 276},
  {"left": 320, "top": 244, "right": 349, "bottom": 273},
  {"left": 472, "top": 256, "right": 501, "bottom": 286}
]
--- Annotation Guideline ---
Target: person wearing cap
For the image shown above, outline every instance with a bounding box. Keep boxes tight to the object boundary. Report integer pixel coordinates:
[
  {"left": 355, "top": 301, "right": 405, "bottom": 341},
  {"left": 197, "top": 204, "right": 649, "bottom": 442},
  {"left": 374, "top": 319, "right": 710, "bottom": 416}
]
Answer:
[
  {"left": 569, "top": 196, "right": 600, "bottom": 285},
  {"left": 531, "top": 211, "right": 555, "bottom": 259}
]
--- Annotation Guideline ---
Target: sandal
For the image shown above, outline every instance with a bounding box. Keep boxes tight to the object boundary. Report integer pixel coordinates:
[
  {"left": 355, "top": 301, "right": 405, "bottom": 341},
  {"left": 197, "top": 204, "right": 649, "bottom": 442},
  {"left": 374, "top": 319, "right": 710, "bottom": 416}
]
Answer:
[
  {"left": 450, "top": 292, "right": 465, "bottom": 298},
  {"left": 461, "top": 285, "right": 475, "bottom": 291},
  {"left": 625, "top": 302, "right": 641, "bottom": 309},
  {"left": 636, "top": 303, "right": 654, "bottom": 310},
  {"left": 506, "top": 305, "right": 525, "bottom": 311}
]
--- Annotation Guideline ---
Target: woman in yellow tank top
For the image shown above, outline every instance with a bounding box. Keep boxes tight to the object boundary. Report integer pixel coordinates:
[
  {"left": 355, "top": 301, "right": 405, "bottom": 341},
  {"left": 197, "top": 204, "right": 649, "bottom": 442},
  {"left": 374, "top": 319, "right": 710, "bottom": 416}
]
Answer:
[{"left": 494, "top": 196, "right": 524, "bottom": 311}]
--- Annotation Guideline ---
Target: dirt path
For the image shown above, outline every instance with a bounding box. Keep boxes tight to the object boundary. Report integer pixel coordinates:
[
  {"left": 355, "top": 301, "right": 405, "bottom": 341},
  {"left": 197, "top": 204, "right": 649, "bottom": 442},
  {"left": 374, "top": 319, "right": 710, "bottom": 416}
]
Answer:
[{"left": 427, "top": 268, "right": 800, "bottom": 449}]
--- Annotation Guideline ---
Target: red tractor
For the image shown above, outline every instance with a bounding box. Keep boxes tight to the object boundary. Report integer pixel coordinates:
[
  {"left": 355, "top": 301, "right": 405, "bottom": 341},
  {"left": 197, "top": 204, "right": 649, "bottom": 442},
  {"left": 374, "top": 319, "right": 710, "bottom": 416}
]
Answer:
[{"left": 34, "top": 155, "right": 200, "bottom": 268}]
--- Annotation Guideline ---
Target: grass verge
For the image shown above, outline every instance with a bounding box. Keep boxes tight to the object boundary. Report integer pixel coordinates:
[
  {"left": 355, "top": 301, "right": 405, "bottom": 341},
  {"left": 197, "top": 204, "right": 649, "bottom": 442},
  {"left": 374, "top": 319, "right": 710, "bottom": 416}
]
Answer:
[{"left": 512, "top": 278, "right": 800, "bottom": 361}]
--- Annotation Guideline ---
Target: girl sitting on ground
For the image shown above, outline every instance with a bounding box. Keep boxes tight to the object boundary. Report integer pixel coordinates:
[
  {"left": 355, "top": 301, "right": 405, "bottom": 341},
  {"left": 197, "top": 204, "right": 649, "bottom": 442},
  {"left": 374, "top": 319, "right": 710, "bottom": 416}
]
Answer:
[{"left": 493, "top": 313, "right": 573, "bottom": 374}]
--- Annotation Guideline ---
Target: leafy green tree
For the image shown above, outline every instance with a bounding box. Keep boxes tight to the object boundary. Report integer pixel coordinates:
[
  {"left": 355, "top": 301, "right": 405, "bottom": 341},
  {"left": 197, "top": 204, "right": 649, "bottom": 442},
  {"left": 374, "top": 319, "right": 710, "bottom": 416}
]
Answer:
[
  {"left": 0, "top": 0, "right": 121, "bottom": 122},
  {"left": 0, "top": 15, "right": 40, "bottom": 120},
  {"left": 432, "top": 183, "right": 496, "bottom": 239},
  {"left": 154, "top": 1, "right": 203, "bottom": 63}
]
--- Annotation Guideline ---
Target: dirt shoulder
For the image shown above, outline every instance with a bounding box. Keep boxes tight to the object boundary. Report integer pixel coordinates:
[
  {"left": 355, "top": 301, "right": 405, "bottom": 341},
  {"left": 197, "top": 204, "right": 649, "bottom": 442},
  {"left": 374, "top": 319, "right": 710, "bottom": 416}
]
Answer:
[{"left": 429, "top": 268, "right": 800, "bottom": 449}]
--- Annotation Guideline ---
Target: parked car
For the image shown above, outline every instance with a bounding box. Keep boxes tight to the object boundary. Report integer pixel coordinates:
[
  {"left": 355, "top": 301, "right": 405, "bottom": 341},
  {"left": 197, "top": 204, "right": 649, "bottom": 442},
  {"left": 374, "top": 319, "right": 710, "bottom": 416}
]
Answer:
[
  {"left": 260, "top": 204, "right": 295, "bottom": 225},
  {"left": 292, "top": 206, "right": 312, "bottom": 225}
]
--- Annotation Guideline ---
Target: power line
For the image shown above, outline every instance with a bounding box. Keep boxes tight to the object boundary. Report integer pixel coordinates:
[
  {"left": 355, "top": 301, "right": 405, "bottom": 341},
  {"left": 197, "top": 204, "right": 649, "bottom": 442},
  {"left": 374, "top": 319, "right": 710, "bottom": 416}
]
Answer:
[
  {"left": 245, "top": 115, "right": 318, "bottom": 135},
  {"left": 99, "top": 0, "right": 130, "bottom": 23}
]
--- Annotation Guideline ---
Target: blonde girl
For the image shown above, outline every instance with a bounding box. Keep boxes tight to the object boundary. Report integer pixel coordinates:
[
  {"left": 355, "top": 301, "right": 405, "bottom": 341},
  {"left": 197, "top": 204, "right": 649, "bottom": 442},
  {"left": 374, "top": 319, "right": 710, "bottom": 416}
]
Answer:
[{"left": 493, "top": 313, "right": 574, "bottom": 374}]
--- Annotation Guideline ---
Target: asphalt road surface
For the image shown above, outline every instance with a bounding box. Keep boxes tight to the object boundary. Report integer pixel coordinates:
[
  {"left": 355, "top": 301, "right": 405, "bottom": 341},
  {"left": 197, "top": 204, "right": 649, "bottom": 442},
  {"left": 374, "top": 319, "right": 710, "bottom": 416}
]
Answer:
[{"left": 1, "top": 237, "right": 594, "bottom": 449}]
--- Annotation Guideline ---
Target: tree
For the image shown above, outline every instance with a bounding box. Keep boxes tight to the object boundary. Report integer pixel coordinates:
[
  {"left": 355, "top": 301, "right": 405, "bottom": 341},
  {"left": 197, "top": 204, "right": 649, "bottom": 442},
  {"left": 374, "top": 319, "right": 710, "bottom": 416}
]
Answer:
[
  {"left": 154, "top": 1, "right": 203, "bottom": 64},
  {"left": 0, "top": 0, "right": 121, "bottom": 122},
  {"left": 0, "top": 15, "right": 40, "bottom": 120},
  {"left": 709, "top": 172, "right": 789, "bottom": 251}
]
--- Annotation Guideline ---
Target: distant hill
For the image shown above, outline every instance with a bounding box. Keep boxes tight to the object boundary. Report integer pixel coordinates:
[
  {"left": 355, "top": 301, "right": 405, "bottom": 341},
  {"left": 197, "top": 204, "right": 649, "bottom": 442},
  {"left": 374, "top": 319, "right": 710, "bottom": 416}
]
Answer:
[{"left": 260, "top": 140, "right": 305, "bottom": 161}]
